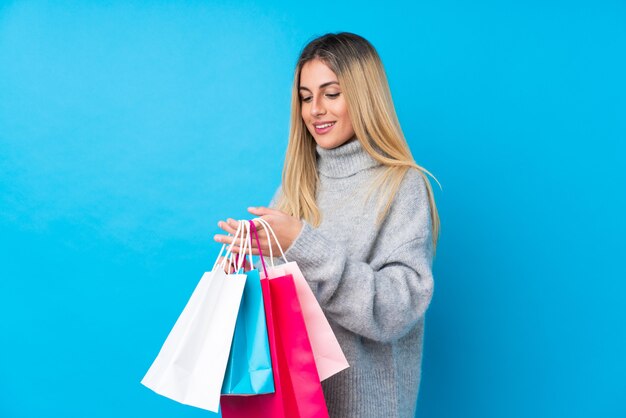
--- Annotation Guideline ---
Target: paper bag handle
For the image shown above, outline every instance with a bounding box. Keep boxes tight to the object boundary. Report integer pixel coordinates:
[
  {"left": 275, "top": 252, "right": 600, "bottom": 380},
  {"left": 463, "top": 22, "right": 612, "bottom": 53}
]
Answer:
[
  {"left": 234, "top": 220, "right": 254, "bottom": 273},
  {"left": 249, "top": 220, "right": 269, "bottom": 279},
  {"left": 252, "top": 217, "right": 289, "bottom": 268},
  {"left": 212, "top": 220, "right": 244, "bottom": 271}
]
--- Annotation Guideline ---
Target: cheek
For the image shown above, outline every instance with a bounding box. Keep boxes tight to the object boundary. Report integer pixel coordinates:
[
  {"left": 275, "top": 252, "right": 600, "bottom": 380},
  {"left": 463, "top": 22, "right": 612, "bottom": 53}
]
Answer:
[
  {"left": 339, "top": 108, "right": 354, "bottom": 134},
  {"left": 336, "top": 101, "right": 350, "bottom": 121},
  {"left": 338, "top": 106, "right": 351, "bottom": 127}
]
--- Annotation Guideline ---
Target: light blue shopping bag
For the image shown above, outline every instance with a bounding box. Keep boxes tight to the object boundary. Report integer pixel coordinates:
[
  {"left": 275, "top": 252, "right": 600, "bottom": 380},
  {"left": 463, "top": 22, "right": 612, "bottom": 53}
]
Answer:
[{"left": 221, "top": 254, "right": 275, "bottom": 395}]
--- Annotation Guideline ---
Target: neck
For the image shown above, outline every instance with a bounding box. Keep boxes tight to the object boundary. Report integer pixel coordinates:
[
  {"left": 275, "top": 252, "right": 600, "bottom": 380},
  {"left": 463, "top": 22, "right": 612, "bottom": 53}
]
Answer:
[{"left": 315, "top": 137, "right": 382, "bottom": 178}]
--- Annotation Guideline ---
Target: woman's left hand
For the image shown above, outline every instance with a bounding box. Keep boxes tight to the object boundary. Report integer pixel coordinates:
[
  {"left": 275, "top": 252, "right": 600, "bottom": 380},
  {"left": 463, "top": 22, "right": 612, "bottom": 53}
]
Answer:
[{"left": 214, "top": 206, "right": 303, "bottom": 256}]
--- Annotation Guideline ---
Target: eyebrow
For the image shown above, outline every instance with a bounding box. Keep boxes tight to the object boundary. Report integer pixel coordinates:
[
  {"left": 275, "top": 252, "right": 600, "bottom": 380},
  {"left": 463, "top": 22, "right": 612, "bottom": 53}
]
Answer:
[{"left": 298, "top": 81, "right": 339, "bottom": 92}]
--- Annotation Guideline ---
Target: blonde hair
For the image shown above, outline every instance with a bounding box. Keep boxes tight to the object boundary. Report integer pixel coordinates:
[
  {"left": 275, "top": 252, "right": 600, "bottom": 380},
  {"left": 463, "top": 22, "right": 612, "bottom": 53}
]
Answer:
[{"left": 276, "top": 32, "right": 441, "bottom": 250}]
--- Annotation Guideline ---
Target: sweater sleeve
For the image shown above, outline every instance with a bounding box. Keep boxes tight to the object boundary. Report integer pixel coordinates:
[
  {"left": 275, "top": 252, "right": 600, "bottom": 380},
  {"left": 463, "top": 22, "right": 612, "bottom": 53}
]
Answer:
[{"left": 282, "top": 170, "right": 435, "bottom": 343}]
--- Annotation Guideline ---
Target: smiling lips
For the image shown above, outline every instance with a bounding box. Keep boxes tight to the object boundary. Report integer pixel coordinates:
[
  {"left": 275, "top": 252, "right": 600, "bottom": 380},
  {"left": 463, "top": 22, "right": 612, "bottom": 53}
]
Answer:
[{"left": 313, "top": 121, "right": 336, "bottom": 134}]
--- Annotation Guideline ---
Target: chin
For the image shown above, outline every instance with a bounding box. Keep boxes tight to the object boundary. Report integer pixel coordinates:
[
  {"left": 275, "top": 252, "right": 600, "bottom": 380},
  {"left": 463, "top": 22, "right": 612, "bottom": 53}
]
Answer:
[{"left": 314, "top": 136, "right": 351, "bottom": 150}]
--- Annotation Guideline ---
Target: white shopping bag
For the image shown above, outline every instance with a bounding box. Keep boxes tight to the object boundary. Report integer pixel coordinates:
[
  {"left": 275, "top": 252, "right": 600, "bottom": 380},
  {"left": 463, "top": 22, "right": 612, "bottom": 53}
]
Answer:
[{"left": 141, "top": 222, "right": 249, "bottom": 412}]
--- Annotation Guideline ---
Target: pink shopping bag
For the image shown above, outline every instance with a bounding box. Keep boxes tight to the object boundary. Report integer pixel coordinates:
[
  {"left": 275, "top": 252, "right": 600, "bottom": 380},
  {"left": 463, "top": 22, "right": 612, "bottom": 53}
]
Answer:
[{"left": 254, "top": 217, "right": 349, "bottom": 381}]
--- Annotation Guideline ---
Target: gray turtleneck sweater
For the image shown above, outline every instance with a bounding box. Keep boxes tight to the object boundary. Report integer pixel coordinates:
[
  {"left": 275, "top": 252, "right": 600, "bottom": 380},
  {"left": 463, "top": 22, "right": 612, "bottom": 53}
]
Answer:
[{"left": 267, "top": 138, "right": 435, "bottom": 418}]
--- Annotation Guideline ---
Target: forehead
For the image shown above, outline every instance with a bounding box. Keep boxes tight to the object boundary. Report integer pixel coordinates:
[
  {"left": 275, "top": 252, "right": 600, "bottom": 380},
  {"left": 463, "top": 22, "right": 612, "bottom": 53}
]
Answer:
[{"left": 299, "top": 59, "right": 338, "bottom": 88}]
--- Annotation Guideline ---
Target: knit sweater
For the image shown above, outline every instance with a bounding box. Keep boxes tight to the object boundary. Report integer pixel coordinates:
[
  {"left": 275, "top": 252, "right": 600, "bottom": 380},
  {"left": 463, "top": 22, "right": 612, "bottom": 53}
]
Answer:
[{"left": 267, "top": 138, "right": 435, "bottom": 418}]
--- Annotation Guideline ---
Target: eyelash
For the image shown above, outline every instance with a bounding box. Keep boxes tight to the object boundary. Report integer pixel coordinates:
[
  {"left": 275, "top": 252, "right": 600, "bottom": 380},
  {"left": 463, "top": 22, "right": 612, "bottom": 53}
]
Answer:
[{"left": 301, "top": 93, "right": 340, "bottom": 102}]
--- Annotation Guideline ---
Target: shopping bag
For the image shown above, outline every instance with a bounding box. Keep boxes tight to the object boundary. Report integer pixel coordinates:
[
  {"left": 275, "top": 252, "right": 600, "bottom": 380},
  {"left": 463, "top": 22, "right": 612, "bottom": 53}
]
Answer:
[
  {"left": 220, "top": 221, "right": 329, "bottom": 418},
  {"left": 221, "top": 221, "right": 274, "bottom": 395},
  {"left": 254, "top": 218, "right": 349, "bottom": 381},
  {"left": 141, "top": 221, "right": 249, "bottom": 412}
]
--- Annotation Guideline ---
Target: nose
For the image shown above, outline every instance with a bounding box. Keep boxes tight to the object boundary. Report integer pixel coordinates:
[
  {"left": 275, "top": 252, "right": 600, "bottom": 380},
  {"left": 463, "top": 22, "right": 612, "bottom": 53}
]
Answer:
[{"left": 310, "top": 95, "right": 326, "bottom": 117}]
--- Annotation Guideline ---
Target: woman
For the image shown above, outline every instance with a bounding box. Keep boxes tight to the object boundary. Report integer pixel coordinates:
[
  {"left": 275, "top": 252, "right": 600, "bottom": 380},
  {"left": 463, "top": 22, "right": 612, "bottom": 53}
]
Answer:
[{"left": 214, "top": 32, "right": 440, "bottom": 418}]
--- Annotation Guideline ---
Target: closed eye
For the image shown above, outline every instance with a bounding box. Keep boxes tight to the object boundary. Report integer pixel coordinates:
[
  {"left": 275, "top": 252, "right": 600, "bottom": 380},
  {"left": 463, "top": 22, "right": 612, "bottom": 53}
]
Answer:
[{"left": 300, "top": 93, "right": 340, "bottom": 102}]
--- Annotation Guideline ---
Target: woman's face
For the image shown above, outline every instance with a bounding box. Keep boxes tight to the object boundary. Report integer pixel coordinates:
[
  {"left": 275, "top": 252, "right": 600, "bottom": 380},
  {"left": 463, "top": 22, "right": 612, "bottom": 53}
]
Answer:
[{"left": 299, "top": 59, "right": 355, "bottom": 149}]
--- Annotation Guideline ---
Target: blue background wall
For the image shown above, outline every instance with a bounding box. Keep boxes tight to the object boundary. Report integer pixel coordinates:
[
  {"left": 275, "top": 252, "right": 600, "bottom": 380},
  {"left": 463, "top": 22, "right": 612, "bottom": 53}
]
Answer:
[{"left": 1, "top": 1, "right": 624, "bottom": 417}]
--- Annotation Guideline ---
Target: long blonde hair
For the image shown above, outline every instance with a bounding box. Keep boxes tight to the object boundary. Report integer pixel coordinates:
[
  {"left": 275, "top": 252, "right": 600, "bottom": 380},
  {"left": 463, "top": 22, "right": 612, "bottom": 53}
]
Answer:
[{"left": 276, "top": 32, "right": 441, "bottom": 250}]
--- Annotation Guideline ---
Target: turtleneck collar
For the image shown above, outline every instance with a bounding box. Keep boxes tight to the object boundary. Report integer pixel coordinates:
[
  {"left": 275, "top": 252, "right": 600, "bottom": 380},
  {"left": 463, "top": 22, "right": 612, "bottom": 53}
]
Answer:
[{"left": 315, "top": 137, "right": 383, "bottom": 178}]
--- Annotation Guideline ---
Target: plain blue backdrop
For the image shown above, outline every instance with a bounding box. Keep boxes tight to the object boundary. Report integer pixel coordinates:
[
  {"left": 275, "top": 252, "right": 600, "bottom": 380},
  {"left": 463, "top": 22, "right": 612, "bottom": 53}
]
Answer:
[{"left": 1, "top": 1, "right": 625, "bottom": 417}]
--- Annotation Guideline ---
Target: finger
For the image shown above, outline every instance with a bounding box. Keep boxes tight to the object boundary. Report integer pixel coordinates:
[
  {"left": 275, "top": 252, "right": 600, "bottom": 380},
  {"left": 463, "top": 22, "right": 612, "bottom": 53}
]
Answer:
[
  {"left": 217, "top": 219, "right": 238, "bottom": 235},
  {"left": 248, "top": 206, "right": 284, "bottom": 216},
  {"left": 214, "top": 234, "right": 235, "bottom": 245},
  {"left": 250, "top": 220, "right": 269, "bottom": 240},
  {"left": 254, "top": 244, "right": 271, "bottom": 257},
  {"left": 251, "top": 219, "right": 268, "bottom": 233},
  {"left": 247, "top": 230, "right": 268, "bottom": 250},
  {"left": 229, "top": 218, "right": 246, "bottom": 233},
  {"left": 238, "top": 245, "right": 261, "bottom": 255},
  {"left": 227, "top": 218, "right": 245, "bottom": 234},
  {"left": 228, "top": 244, "right": 244, "bottom": 254}
]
